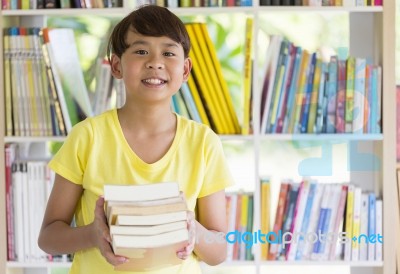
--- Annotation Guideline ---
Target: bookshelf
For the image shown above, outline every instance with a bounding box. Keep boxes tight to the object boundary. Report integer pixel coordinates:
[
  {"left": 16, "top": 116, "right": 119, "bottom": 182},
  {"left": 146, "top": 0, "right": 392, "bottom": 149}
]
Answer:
[{"left": 0, "top": 1, "right": 396, "bottom": 274}]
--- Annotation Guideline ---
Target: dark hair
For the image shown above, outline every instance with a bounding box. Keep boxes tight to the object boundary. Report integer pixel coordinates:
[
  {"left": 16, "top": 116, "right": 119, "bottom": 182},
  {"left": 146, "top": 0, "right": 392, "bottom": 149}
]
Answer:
[{"left": 107, "top": 5, "right": 191, "bottom": 61}]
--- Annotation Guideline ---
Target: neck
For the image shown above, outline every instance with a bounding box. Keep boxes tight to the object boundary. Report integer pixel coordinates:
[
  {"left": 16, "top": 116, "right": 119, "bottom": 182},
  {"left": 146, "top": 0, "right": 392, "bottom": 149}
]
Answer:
[{"left": 117, "top": 103, "right": 176, "bottom": 136}]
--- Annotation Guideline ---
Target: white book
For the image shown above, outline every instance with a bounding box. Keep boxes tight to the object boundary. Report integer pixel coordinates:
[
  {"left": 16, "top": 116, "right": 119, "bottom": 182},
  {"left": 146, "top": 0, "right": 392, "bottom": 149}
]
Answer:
[
  {"left": 12, "top": 162, "right": 25, "bottom": 262},
  {"left": 260, "top": 35, "right": 283, "bottom": 134},
  {"left": 47, "top": 28, "right": 93, "bottom": 118},
  {"left": 375, "top": 200, "right": 383, "bottom": 261},
  {"left": 359, "top": 192, "right": 369, "bottom": 261},
  {"left": 112, "top": 228, "right": 189, "bottom": 249},
  {"left": 21, "top": 162, "right": 30, "bottom": 261},
  {"left": 321, "top": 184, "right": 342, "bottom": 261},
  {"left": 116, "top": 211, "right": 187, "bottom": 226},
  {"left": 104, "top": 182, "right": 180, "bottom": 202}
]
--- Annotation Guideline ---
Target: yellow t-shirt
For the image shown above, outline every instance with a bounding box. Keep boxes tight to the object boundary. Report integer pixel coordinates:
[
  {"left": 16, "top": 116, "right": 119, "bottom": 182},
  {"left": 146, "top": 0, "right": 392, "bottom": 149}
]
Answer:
[{"left": 48, "top": 109, "right": 234, "bottom": 274}]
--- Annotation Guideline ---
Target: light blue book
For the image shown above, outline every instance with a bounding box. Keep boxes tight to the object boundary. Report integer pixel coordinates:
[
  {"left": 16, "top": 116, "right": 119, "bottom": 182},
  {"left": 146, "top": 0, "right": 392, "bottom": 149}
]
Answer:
[{"left": 180, "top": 82, "right": 202, "bottom": 123}]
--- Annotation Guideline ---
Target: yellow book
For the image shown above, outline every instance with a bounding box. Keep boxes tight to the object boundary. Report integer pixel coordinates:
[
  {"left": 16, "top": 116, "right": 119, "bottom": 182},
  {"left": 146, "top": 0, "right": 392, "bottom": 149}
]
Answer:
[
  {"left": 351, "top": 187, "right": 362, "bottom": 261},
  {"left": 9, "top": 28, "right": 21, "bottom": 136},
  {"left": 289, "top": 50, "right": 310, "bottom": 133},
  {"left": 186, "top": 24, "right": 227, "bottom": 134},
  {"left": 186, "top": 72, "right": 211, "bottom": 127},
  {"left": 23, "top": 29, "right": 40, "bottom": 136},
  {"left": 193, "top": 23, "right": 235, "bottom": 134},
  {"left": 199, "top": 23, "right": 241, "bottom": 134},
  {"left": 242, "top": 17, "right": 253, "bottom": 135},
  {"left": 4, "top": 30, "right": 13, "bottom": 136},
  {"left": 260, "top": 178, "right": 270, "bottom": 260},
  {"left": 344, "top": 184, "right": 354, "bottom": 261},
  {"left": 33, "top": 28, "right": 53, "bottom": 137}
]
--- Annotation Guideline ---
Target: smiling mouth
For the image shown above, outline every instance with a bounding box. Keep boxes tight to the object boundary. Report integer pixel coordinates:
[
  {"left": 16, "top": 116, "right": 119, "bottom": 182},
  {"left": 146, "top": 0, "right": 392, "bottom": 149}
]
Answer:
[{"left": 142, "top": 78, "right": 166, "bottom": 85}]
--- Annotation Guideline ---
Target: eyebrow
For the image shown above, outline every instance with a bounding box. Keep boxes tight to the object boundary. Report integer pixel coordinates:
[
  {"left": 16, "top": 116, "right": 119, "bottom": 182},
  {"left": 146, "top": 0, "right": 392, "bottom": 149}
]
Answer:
[{"left": 128, "top": 40, "right": 179, "bottom": 49}]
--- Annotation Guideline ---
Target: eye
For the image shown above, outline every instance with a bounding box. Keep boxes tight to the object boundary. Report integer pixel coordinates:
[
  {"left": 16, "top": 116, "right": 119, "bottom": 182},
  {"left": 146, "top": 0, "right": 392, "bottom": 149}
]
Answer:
[
  {"left": 135, "top": 50, "right": 148, "bottom": 55},
  {"left": 163, "top": 52, "right": 175, "bottom": 57}
]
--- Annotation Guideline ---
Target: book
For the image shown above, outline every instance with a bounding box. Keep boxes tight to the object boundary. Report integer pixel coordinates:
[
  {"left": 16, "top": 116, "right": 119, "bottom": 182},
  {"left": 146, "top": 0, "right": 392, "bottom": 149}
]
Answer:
[
  {"left": 241, "top": 17, "right": 254, "bottom": 135},
  {"left": 112, "top": 228, "right": 189, "bottom": 271},
  {"left": 110, "top": 221, "right": 187, "bottom": 236},
  {"left": 104, "top": 182, "right": 180, "bottom": 202},
  {"left": 115, "top": 211, "right": 187, "bottom": 226},
  {"left": 107, "top": 200, "right": 187, "bottom": 226}
]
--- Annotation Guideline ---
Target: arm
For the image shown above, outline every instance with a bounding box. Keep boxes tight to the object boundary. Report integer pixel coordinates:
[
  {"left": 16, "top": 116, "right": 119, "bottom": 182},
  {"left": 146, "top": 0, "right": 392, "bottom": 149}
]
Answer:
[
  {"left": 38, "top": 174, "right": 127, "bottom": 265},
  {"left": 192, "top": 190, "right": 228, "bottom": 265}
]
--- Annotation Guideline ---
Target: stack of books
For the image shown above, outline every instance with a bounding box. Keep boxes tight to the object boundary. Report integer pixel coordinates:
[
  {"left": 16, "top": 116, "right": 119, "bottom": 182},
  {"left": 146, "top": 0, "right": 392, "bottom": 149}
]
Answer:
[{"left": 104, "top": 182, "right": 189, "bottom": 271}]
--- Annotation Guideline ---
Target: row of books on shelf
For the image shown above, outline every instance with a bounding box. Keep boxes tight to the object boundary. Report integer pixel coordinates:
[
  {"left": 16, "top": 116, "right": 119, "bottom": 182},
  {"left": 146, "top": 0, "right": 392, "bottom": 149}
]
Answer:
[
  {"left": 1, "top": 0, "right": 122, "bottom": 9},
  {"left": 4, "top": 144, "right": 53, "bottom": 262},
  {"left": 260, "top": 179, "right": 382, "bottom": 261},
  {"left": 3, "top": 27, "right": 102, "bottom": 137},
  {"left": 260, "top": 0, "right": 382, "bottom": 6},
  {"left": 136, "top": 0, "right": 253, "bottom": 7},
  {"left": 260, "top": 35, "right": 381, "bottom": 135},
  {"left": 4, "top": 144, "right": 383, "bottom": 265},
  {"left": 3, "top": 22, "right": 241, "bottom": 138}
]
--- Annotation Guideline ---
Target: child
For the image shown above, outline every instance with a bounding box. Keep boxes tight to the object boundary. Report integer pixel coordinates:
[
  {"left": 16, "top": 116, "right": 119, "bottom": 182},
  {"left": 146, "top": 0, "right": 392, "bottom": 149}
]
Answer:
[{"left": 38, "top": 5, "right": 234, "bottom": 274}]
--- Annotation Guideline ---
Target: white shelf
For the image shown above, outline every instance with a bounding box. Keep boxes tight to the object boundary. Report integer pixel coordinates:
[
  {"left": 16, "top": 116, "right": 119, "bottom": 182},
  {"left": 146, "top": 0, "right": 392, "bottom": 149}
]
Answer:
[
  {"left": 1, "top": 7, "right": 127, "bottom": 16},
  {"left": 259, "top": 134, "right": 384, "bottom": 141},
  {"left": 6, "top": 259, "right": 384, "bottom": 268},
  {"left": 258, "top": 260, "right": 384, "bottom": 266},
  {"left": 0, "top": 5, "right": 383, "bottom": 17},
  {"left": 7, "top": 261, "right": 72, "bottom": 268},
  {"left": 4, "top": 136, "right": 66, "bottom": 143}
]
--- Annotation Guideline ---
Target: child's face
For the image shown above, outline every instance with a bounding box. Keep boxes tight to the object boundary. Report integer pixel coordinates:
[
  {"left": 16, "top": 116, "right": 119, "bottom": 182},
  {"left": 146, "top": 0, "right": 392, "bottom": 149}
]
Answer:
[{"left": 111, "top": 30, "right": 192, "bottom": 104}]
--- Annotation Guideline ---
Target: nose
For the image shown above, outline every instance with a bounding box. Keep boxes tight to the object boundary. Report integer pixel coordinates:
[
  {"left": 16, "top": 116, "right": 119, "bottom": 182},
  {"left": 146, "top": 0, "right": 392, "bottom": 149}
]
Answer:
[{"left": 146, "top": 56, "right": 164, "bottom": 69}]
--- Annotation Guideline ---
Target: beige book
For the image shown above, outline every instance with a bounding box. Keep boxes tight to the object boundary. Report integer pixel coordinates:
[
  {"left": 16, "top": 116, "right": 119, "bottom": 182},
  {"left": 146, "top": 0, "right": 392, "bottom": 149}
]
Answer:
[
  {"left": 107, "top": 200, "right": 187, "bottom": 226},
  {"left": 115, "top": 211, "right": 187, "bottom": 226},
  {"left": 112, "top": 228, "right": 189, "bottom": 271},
  {"left": 110, "top": 221, "right": 187, "bottom": 236}
]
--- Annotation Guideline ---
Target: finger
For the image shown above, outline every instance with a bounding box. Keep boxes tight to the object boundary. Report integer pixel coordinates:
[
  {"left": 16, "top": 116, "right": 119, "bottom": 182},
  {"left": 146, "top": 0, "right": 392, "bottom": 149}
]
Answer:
[
  {"left": 95, "top": 196, "right": 108, "bottom": 223},
  {"left": 104, "top": 251, "right": 129, "bottom": 266}
]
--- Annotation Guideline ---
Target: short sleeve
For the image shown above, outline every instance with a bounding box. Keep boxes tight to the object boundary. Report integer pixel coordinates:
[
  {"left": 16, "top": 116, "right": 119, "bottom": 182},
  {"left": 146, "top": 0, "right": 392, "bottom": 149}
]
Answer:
[
  {"left": 198, "top": 130, "right": 234, "bottom": 198},
  {"left": 48, "top": 119, "right": 93, "bottom": 185}
]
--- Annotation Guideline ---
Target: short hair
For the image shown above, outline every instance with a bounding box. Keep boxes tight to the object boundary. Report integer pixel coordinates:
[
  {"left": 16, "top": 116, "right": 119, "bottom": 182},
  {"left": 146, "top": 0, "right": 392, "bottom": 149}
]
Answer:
[{"left": 107, "top": 5, "right": 191, "bottom": 62}]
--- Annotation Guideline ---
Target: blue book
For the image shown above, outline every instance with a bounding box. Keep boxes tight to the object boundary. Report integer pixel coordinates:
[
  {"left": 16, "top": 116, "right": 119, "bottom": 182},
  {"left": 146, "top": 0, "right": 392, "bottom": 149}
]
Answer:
[
  {"left": 180, "top": 82, "right": 202, "bottom": 123},
  {"left": 282, "top": 47, "right": 302, "bottom": 133},
  {"left": 315, "top": 62, "right": 327, "bottom": 134},
  {"left": 300, "top": 52, "right": 317, "bottom": 133},
  {"left": 368, "top": 192, "right": 376, "bottom": 260},
  {"left": 326, "top": 56, "right": 338, "bottom": 134},
  {"left": 295, "top": 182, "right": 316, "bottom": 260}
]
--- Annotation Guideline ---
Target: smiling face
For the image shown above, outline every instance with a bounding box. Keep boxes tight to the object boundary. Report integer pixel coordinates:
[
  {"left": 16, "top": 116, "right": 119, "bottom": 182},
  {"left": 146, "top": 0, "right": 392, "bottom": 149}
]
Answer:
[{"left": 111, "top": 30, "right": 192, "bottom": 105}]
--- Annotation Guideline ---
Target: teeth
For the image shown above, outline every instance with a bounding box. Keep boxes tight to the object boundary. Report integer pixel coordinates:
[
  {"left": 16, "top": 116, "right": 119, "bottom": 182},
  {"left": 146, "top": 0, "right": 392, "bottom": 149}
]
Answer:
[{"left": 144, "top": 78, "right": 164, "bottom": 84}]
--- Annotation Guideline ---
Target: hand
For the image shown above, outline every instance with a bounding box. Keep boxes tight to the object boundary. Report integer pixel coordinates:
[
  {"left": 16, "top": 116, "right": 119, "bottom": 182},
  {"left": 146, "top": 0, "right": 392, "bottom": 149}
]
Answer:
[
  {"left": 91, "top": 196, "right": 128, "bottom": 266},
  {"left": 177, "top": 211, "right": 196, "bottom": 260}
]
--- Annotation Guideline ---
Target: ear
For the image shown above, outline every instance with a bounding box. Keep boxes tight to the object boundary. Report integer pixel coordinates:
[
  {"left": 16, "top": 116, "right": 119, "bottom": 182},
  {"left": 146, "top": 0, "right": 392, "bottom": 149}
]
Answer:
[
  {"left": 182, "top": 57, "right": 192, "bottom": 82},
  {"left": 110, "top": 54, "right": 123, "bottom": 79}
]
